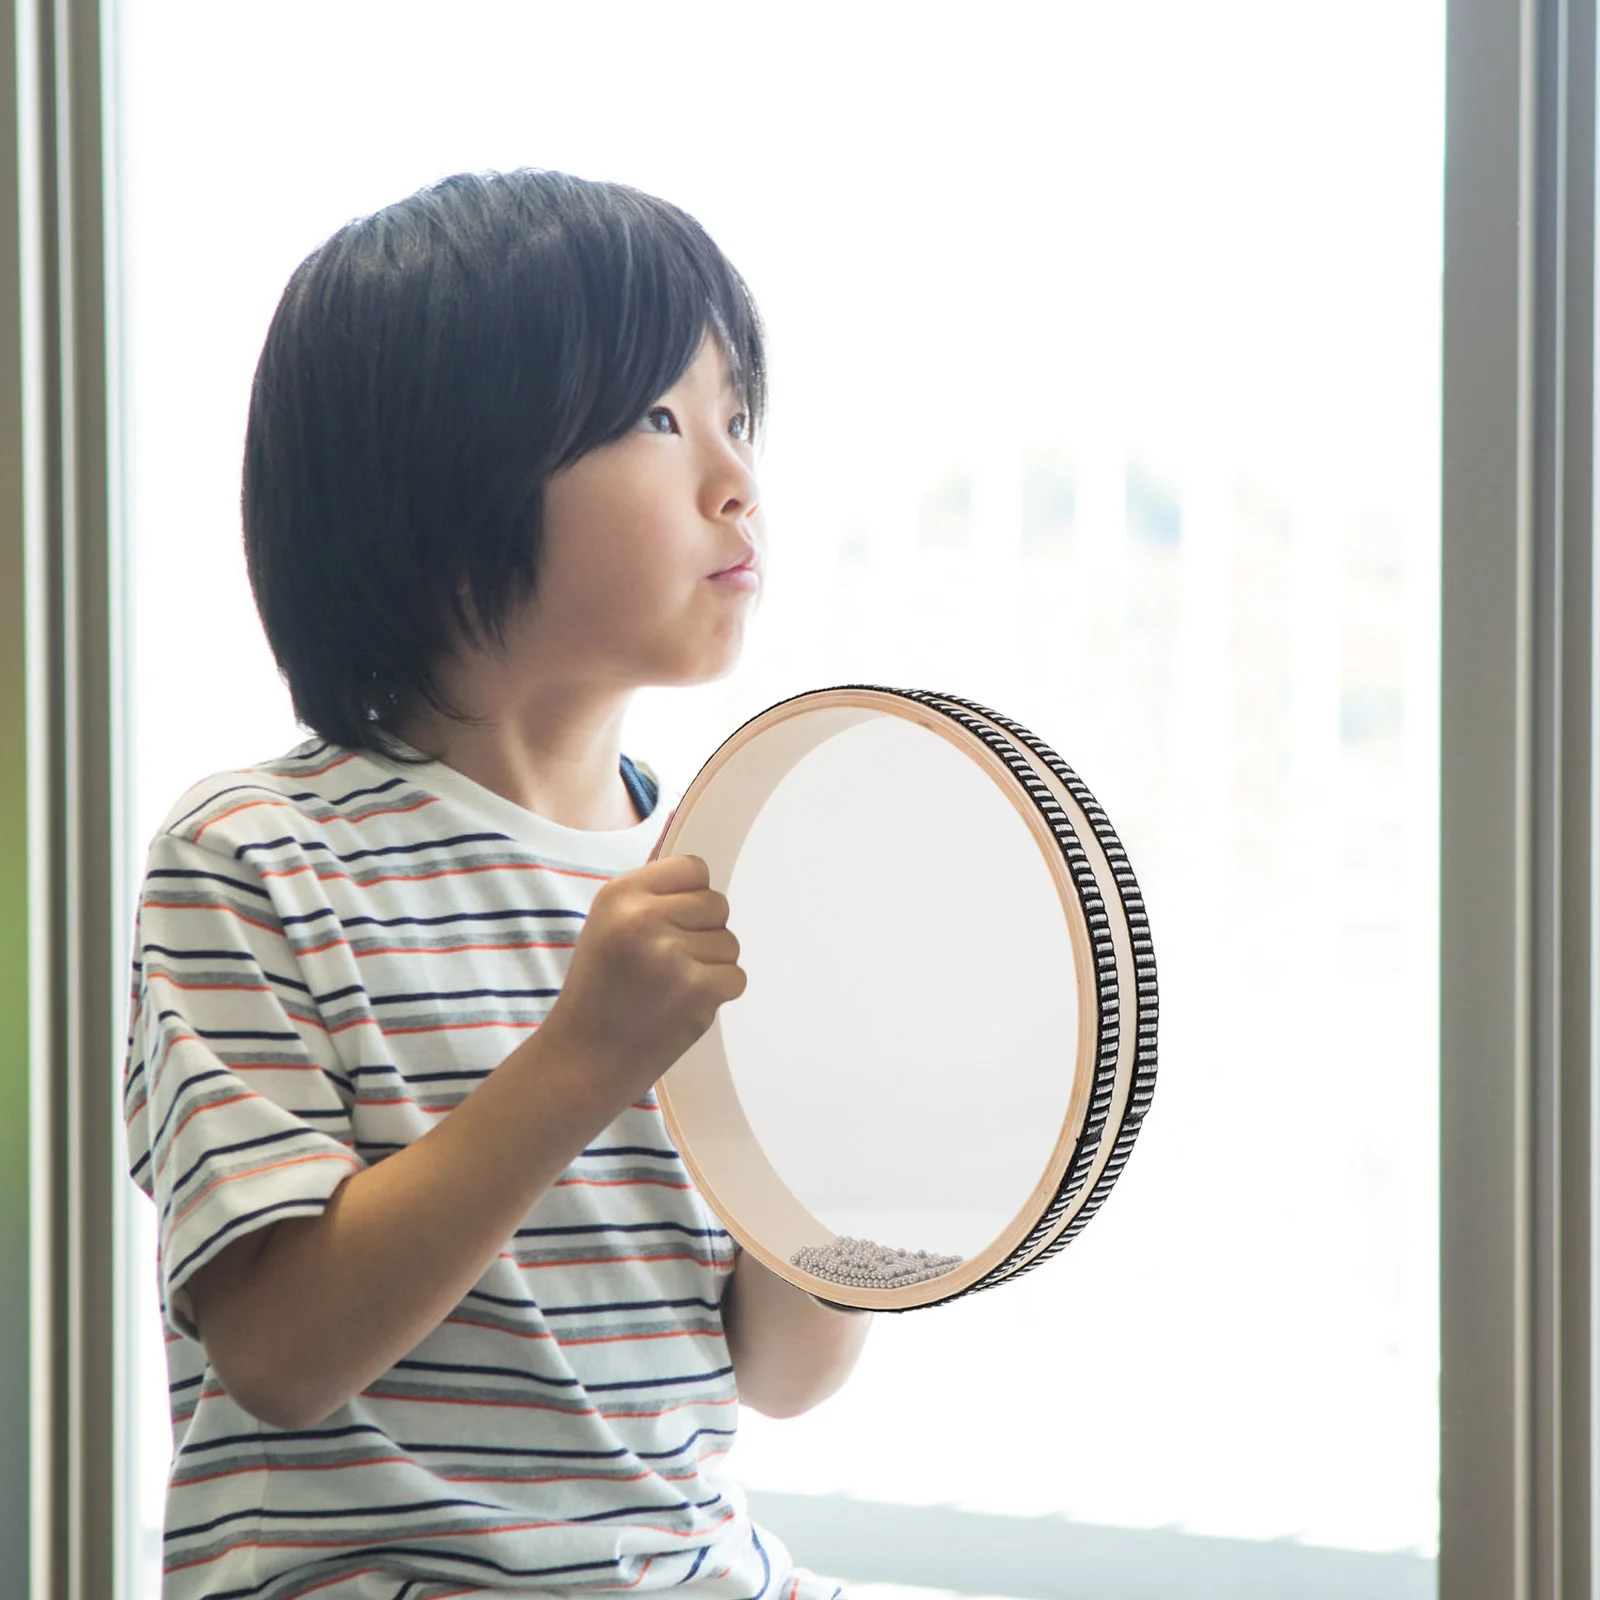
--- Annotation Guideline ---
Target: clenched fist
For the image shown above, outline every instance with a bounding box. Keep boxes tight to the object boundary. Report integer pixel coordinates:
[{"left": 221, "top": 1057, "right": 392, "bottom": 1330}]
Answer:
[{"left": 543, "top": 852, "right": 747, "bottom": 1105}]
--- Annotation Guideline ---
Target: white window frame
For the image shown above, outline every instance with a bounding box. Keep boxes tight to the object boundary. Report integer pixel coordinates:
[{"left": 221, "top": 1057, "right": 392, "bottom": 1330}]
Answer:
[
  {"left": 0, "top": 1, "right": 1590, "bottom": 1595},
  {"left": 1440, "top": 1, "right": 1599, "bottom": 1596}
]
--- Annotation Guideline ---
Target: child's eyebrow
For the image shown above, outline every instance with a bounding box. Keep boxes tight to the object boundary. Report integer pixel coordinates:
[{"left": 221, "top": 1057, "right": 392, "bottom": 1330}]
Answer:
[{"left": 712, "top": 352, "right": 745, "bottom": 401}]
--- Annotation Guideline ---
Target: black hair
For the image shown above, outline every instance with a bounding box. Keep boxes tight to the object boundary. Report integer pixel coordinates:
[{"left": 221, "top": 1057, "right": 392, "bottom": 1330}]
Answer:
[{"left": 241, "top": 167, "right": 767, "bottom": 757}]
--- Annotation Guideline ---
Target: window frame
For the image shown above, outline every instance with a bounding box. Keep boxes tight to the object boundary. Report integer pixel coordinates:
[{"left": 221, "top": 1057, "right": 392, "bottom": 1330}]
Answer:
[
  {"left": 1439, "top": 0, "right": 1598, "bottom": 1595},
  {"left": 0, "top": 0, "right": 1589, "bottom": 1594}
]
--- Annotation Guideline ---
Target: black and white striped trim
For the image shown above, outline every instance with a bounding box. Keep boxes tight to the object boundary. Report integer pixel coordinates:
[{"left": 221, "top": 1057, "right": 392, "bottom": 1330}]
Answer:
[
  {"left": 922, "top": 690, "right": 1160, "bottom": 1292},
  {"left": 748, "top": 684, "right": 1156, "bottom": 1313}
]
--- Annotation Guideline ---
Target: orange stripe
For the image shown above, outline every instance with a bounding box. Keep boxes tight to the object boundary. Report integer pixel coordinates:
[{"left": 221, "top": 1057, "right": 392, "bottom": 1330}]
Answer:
[
  {"left": 221, "top": 1062, "right": 327, "bottom": 1073},
  {"left": 553, "top": 1324, "right": 722, "bottom": 1349},
  {"left": 170, "top": 1147, "right": 361, "bottom": 1233},
  {"left": 150, "top": 976, "right": 275, "bottom": 995},
  {"left": 355, "top": 1389, "right": 602, "bottom": 1418},
  {"left": 355, "top": 940, "right": 569, "bottom": 957},
  {"left": 356, "top": 1095, "right": 455, "bottom": 1117},
  {"left": 316, "top": 1015, "right": 542, "bottom": 1041},
  {"left": 441, "top": 1313, "right": 556, "bottom": 1343},
  {"left": 295, "top": 935, "right": 573, "bottom": 959},
  {"left": 380, "top": 1017, "right": 541, "bottom": 1038},
  {"left": 260, "top": 858, "right": 610, "bottom": 887},
  {"left": 154, "top": 1092, "right": 256, "bottom": 1180},
  {"left": 167, "top": 1515, "right": 720, "bottom": 1570},
  {"left": 356, "top": 1387, "right": 738, "bottom": 1423},
  {"left": 553, "top": 1176, "right": 694, "bottom": 1192},
  {"left": 192, "top": 793, "right": 438, "bottom": 842},
  {"left": 177, "top": 1455, "right": 663, "bottom": 1489},
  {"left": 167, "top": 1446, "right": 713, "bottom": 1491},
  {"left": 442, "top": 1311, "right": 720, "bottom": 1349},
  {"left": 512, "top": 1248, "right": 716, "bottom": 1273},
  {"left": 143, "top": 899, "right": 280, "bottom": 936}
]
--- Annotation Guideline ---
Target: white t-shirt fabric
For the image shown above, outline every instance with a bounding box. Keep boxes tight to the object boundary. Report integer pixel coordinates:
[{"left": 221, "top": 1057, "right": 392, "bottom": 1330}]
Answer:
[{"left": 123, "top": 736, "right": 850, "bottom": 1600}]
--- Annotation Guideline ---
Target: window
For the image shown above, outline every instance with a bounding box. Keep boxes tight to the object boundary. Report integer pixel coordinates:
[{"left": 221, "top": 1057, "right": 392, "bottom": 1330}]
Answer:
[{"left": 108, "top": 3, "right": 1446, "bottom": 1596}]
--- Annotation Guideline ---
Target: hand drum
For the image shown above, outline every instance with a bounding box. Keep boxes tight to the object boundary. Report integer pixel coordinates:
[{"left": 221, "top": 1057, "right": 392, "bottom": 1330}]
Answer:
[{"left": 651, "top": 686, "right": 1159, "bottom": 1312}]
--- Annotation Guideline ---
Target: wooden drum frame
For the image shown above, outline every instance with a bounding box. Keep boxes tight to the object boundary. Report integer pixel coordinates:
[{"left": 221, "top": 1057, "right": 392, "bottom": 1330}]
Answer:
[{"left": 652, "top": 685, "right": 1159, "bottom": 1313}]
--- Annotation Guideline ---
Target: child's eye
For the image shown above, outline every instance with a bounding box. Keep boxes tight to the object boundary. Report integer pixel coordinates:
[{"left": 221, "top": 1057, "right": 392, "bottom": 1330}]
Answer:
[{"left": 637, "top": 404, "right": 751, "bottom": 442}]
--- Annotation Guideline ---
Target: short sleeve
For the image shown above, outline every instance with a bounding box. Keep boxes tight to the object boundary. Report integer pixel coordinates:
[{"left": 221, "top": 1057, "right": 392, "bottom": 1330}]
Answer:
[{"left": 123, "top": 829, "right": 366, "bottom": 1339}]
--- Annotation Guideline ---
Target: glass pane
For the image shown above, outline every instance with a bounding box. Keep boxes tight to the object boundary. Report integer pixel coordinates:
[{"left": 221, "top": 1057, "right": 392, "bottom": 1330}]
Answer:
[{"left": 114, "top": 2, "right": 1442, "bottom": 1595}]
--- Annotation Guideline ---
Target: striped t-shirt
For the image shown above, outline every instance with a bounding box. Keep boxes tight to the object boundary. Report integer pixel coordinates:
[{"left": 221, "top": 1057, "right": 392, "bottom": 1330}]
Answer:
[{"left": 123, "top": 736, "right": 849, "bottom": 1600}]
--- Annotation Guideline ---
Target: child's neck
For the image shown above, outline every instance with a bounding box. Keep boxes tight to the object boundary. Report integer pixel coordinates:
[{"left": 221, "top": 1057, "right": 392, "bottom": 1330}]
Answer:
[{"left": 394, "top": 695, "right": 640, "bottom": 832}]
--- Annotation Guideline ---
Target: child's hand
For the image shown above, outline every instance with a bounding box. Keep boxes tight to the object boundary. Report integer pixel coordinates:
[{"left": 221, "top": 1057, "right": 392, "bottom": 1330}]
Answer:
[{"left": 546, "top": 853, "right": 746, "bottom": 1101}]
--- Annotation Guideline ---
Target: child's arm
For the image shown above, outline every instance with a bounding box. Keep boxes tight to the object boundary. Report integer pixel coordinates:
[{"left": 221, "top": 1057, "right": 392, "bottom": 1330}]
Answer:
[
  {"left": 186, "top": 1010, "right": 628, "bottom": 1430},
  {"left": 720, "top": 1249, "right": 873, "bottom": 1419},
  {"left": 184, "top": 851, "right": 745, "bottom": 1431}
]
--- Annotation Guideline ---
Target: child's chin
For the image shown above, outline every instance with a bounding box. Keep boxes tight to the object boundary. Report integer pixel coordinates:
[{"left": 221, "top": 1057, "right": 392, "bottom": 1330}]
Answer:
[
  {"left": 697, "top": 657, "right": 744, "bottom": 687},
  {"left": 685, "top": 641, "right": 748, "bottom": 685}
]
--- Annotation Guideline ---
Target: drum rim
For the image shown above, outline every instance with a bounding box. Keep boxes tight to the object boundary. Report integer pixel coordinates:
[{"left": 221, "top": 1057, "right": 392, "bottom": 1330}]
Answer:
[
  {"left": 918, "top": 691, "right": 1161, "bottom": 1297},
  {"left": 654, "top": 684, "right": 1156, "bottom": 1311},
  {"left": 882, "top": 689, "right": 1139, "bottom": 1304}
]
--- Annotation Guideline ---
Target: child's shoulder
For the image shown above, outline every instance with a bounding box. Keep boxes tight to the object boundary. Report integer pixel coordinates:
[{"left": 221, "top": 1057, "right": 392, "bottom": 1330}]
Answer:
[{"left": 149, "top": 737, "right": 433, "bottom": 857}]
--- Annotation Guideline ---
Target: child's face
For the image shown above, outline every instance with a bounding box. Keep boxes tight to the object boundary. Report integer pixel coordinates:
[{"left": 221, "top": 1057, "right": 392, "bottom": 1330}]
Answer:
[{"left": 509, "top": 331, "right": 764, "bottom": 692}]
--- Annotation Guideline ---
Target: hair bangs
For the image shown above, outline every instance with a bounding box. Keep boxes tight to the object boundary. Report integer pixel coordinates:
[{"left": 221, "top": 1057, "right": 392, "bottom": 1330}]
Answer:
[{"left": 552, "top": 188, "right": 768, "bottom": 469}]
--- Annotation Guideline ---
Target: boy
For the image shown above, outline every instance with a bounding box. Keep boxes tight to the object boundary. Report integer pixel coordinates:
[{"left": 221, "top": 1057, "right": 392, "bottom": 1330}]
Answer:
[{"left": 124, "top": 167, "right": 872, "bottom": 1600}]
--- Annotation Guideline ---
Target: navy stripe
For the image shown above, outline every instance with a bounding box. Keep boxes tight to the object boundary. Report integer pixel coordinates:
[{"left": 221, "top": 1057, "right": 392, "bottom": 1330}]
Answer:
[
  {"left": 466, "top": 1287, "right": 725, "bottom": 1315},
  {"left": 167, "top": 1195, "right": 342, "bottom": 1285},
  {"left": 280, "top": 740, "right": 333, "bottom": 764},
  {"left": 235, "top": 830, "right": 519, "bottom": 864},
  {"left": 146, "top": 866, "right": 272, "bottom": 902},
  {"left": 360, "top": 985, "right": 561, "bottom": 1006},
  {"left": 144, "top": 945, "right": 313, "bottom": 996},
  {"left": 510, "top": 1220, "right": 723, "bottom": 1239},
  {"left": 277, "top": 903, "right": 583, "bottom": 930},
  {"left": 147, "top": 1059, "right": 238, "bottom": 1151}
]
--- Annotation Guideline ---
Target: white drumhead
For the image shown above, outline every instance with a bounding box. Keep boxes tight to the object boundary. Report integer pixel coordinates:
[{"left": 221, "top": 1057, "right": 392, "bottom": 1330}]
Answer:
[{"left": 719, "top": 713, "right": 1079, "bottom": 1262}]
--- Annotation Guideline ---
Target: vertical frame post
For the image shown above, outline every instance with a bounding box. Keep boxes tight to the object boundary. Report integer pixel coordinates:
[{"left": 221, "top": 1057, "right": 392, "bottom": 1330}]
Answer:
[
  {"left": 0, "top": 0, "right": 119, "bottom": 1594},
  {"left": 1440, "top": 0, "right": 1597, "bottom": 1595}
]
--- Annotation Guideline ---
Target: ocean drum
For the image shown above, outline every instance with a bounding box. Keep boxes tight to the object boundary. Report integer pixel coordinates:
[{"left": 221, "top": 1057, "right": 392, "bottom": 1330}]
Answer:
[{"left": 651, "top": 686, "right": 1159, "bottom": 1313}]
